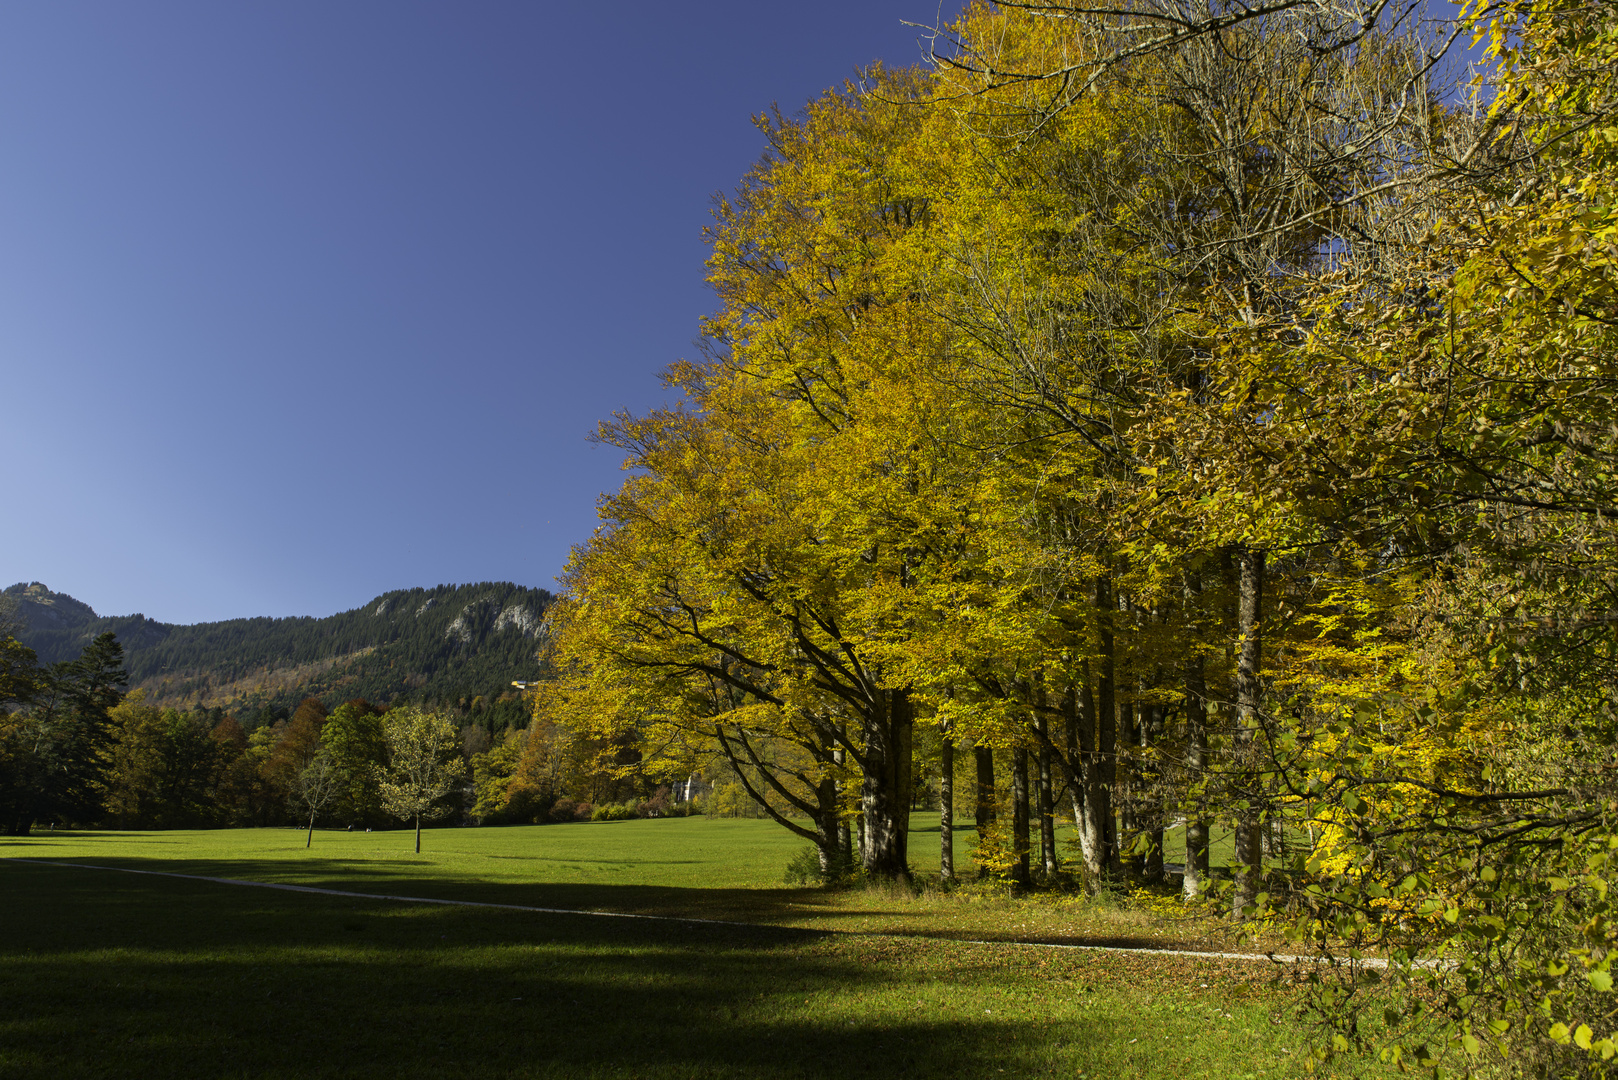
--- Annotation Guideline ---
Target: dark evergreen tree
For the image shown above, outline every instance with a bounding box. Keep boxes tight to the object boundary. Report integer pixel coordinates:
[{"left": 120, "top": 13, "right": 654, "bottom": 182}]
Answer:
[{"left": 0, "top": 633, "right": 127, "bottom": 834}]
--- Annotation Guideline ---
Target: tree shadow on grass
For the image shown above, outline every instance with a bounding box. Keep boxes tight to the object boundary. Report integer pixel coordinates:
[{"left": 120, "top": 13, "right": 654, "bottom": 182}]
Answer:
[
  {"left": 4, "top": 853, "right": 1244, "bottom": 958},
  {"left": 0, "top": 860, "right": 1141, "bottom": 1080},
  {"left": 7, "top": 851, "right": 856, "bottom": 927},
  {"left": 0, "top": 833, "right": 187, "bottom": 846}
]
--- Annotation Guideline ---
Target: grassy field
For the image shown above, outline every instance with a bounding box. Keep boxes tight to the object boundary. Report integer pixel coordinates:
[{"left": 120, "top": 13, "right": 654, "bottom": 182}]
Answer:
[{"left": 1, "top": 817, "right": 1368, "bottom": 1079}]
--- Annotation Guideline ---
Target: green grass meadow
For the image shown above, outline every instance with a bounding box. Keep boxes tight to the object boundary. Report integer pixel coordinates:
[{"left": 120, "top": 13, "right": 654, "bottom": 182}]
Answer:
[{"left": 2, "top": 817, "right": 1357, "bottom": 1079}]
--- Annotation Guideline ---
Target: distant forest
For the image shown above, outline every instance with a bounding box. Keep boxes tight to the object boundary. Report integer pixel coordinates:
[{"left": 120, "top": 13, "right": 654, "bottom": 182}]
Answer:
[{"left": 6, "top": 581, "right": 552, "bottom": 729}]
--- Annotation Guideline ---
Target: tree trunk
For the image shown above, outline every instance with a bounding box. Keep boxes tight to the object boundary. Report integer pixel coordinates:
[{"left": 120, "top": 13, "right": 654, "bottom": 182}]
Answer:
[
  {"left": 307, "top": 812, "right": 316, "bottom": 848},
  {"left": 1073, "top": 667, "right": 1105, "bottom": 885},
  {"left": 1118, "top": 697, "right": 1141, "bottom": 882},
  {"left": 1092, "top": 572, "right": 1121, "bottom": 882},
  {"left": 1036, "top": 713, "right": 1056, "bottom": 877},
  {"left": 1182, "top": 649, "right": 1212, "bottom": 899},
  {"left": 1063, "top": 681, "right": 1091, "bottom": 875},
  {"left": 1233, "top": 546, "right": 1266, "bottom": 918},
  {"left": 816, "top": 772, "right": 844, "bottom": 879},
  {"left": 1087, "top": 595, "right": 1126, "bottom": 880},
  {"left": 860, "top": 688, "right": 912, "bottom": 881},
  {"left": 1141, "top": 699, "right": 1165, "bottom": 885},
  {"left": 974, "top": 744, "right": 995, "bottom": 839},
  {"left": 939, "top": 719, "right": 955, "bottom": 884},
  {"left": 833, "top": 739, "right": 853, "bottom": 871},
  {"left": 1011, "top": 745, "right": 1031, "bottom": 888},
  {"left": 415, "top": 815, "right": 422, "bottom": 854}
]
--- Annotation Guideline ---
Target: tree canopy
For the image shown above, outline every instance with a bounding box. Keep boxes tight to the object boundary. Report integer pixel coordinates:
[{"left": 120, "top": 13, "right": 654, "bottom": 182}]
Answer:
[{"left": 547, "top": 0, "right": 1618, "bottom": 1072}]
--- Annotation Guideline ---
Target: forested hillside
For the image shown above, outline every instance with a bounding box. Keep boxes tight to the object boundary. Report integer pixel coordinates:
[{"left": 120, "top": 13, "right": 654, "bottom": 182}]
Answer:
[{"left": 5, "top": 581, "right": 552, "bottom": 716}]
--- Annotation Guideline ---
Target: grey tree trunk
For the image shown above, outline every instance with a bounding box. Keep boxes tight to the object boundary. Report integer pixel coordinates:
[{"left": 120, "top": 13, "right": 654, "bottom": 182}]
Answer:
[
  {"left": 1064, "top": 681, "right": 1085, "bottom": 837},
  {"left": 816, "top": 772, "right": 844, "bottom": 878},
  {"left": 939, "top": 719, "right": 955, "bottom": 884},
  {"left": 1074, "top": 666, "right": 1105, "bottom": 885},
  {"left": 1141, "top": 698, "right": 1165, "bottom": 884},
  {"left": 1036, "top": 713, "right": 1057, "bottom": 877},
  {"left": 974, "top": 744, "right": 995, "bottom": 839},
  {"left": 307, "top": 813, "right": 316, "bottom": 849},
  {"left": 414, "top": 815, "right": 422, "bottom": 854},
  {"left": 1118, "top": 697, "right": 1142, "bottom": 882},
  {"left": 833, "top": 739, "right": 853, "bottom": 870},
  {"left": 1092, "top": 574, "right": 1120, "bottom": 881},
  {"left": 1182, "top": 649, "right": 1212, "bottom": 899},
  {"left": 1011, "top": 745, "right": 1031, "bottom": 888},
  {"left": 860, "top": 688, "right": 913, "bottom": 881},
  {"left": 1139, "top": 693, "right": 1164, "bottom": 887},
  {"left": 1232, "top": 546, "right": 1266, "bottom": 918}
]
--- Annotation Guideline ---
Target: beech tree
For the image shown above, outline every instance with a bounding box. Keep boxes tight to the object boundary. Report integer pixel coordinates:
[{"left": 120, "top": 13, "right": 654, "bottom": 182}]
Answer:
[
  {"left": 379, "top": 706, "right": 467, "bottom": 853},
  {"left": 549, "top": 14, "right": 1618, "bottom": 1071}
]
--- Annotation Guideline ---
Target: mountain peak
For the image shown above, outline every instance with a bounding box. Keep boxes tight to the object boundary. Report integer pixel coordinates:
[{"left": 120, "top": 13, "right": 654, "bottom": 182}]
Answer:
[{"left": 4, "top": 582, "right": 100, "bottom": 634}]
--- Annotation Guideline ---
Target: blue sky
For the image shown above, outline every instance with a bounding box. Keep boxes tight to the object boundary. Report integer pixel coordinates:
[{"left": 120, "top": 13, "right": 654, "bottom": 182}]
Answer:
[{"left": 1, "top": 1, "right": 948, "bottom": 624}]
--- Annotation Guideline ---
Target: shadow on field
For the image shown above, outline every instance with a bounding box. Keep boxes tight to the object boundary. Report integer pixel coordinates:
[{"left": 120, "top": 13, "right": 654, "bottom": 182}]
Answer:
[
  {"left": 0, "top": 832, "right": 185, "bottom": 845},
  {"left": 2, "top": 860, "right": 1108, "bottom": 1080},
  {"left": 7, "top": 850, "right": 1229, "bottom": 965},
  {"left": 6, "top": 849, "right": 858, "bottom": 927}
]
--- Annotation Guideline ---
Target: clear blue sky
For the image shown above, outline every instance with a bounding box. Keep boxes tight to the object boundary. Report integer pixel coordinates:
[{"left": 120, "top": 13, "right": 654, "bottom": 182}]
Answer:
[{"left": 2, "top": 1, "right": 951, "bottom": 624}]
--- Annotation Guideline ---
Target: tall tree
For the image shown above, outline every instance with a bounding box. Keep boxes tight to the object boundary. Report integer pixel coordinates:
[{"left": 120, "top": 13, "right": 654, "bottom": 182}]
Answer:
[
  {"left": 321, "top": 699, "right": 386, "bottom": 824},
  {"left": 0, "top": 633, "right": 126, "bottom": 835}
]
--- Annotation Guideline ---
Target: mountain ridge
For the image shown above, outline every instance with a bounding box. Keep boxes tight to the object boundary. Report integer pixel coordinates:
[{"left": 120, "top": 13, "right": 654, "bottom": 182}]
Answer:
[{"left": 5, "top": 581, "right": 554, "bottom": 719}]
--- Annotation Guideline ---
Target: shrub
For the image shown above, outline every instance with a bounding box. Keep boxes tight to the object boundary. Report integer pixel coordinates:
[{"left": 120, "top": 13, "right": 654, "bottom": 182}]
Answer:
[
  {"left": 548, "top": 798, "right": 577, "bottom": 824},
  {"left": 591, "top": 802, "right": 638, "bottom": 822},
  {"left": 570, "top": 801, "right": 594, "bottom": 821},
  {"left": 784, "top": 846, "right": 822, "bottom": 885},
  {"left": 500, "top": 780, "right": 554, "bottom": 825},
  {"left": 784, "top": 845, "right": 854, "bottom": 886},
  {"left": 637, "top": 786, "right": 673, "bottom": 818}
]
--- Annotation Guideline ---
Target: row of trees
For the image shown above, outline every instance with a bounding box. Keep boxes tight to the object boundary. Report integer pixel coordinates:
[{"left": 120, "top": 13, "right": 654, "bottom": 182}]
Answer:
[
  {"left": 1, "top": 620, "right": 475, "bottom": 851},
  {"left": 0, "top": 613, "right": 670, "bottom": 840},
  {"left": 0, "top": 632, "right": 129, "bottom": 836},
  {"left": 544, "top": 0, "right": 1618, "bottom": 1073}
]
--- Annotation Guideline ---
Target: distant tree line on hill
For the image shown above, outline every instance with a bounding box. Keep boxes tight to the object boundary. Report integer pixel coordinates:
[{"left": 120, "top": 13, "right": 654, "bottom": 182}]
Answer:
[
  {"left": 5, "top": 581, "right": 554, "bottom": 716},
  {"left": 0, "top": 596, "right": 699, "bottom": 834}
]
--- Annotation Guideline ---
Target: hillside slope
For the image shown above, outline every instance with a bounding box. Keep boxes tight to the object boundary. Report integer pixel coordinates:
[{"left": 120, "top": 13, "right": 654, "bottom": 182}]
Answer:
[{"left": 5, "top": 581, "right": 553, "bottom": 714}]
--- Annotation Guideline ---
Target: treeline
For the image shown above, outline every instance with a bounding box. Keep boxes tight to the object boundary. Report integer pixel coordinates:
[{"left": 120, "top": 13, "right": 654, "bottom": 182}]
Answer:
[
  {"left": 0, "top": 626, "right": 691, "bottom": 835},
  {"left": 7, "top": 582, "right": 554, "bottom": 714},
  {"left": 543, "top": 0, "right": 1618, "bottom": 1074}
]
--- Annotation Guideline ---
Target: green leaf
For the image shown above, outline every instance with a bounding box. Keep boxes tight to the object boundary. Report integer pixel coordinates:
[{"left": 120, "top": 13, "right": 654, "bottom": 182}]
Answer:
[
  {"left": 1590, "top": 970, "right": 1613, "bottom": 993},
  {"left": 1576, "top": 1024, "right": 1594, "bottom": 1050}
]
